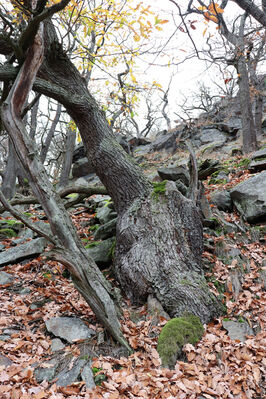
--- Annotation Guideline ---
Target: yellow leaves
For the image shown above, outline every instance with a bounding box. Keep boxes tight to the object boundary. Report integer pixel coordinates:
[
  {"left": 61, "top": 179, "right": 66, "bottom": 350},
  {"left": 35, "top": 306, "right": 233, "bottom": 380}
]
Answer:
[
  {"left": 152, "top": 81, "right": 162, "bottom": 89},
  {"left": 77, "top": 131, "right": 82, "bottom": 143},
  {"left": 133, "top": 34, "right": 141, "bottom": 42},
  {"left": 198, "top": 2, "right": 224, "bottom": 25}
]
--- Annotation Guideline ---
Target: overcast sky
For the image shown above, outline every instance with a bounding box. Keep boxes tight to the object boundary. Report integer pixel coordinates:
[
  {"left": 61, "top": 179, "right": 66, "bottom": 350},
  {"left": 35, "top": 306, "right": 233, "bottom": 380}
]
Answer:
[{"left": 131, "top": 0, "right": 265, "bottom": 127}]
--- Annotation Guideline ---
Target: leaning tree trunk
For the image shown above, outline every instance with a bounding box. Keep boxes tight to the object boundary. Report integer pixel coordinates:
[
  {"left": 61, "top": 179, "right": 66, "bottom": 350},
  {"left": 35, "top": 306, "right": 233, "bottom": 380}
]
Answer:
[
  {"left": 0, "top": 19, "right": 221, "bottom": 325},
  {"left": 34, "top": 21, "right": 221, "bottom": 324},
  {"left": 1, "top": 21, "right": 131, "bottom": 352}
]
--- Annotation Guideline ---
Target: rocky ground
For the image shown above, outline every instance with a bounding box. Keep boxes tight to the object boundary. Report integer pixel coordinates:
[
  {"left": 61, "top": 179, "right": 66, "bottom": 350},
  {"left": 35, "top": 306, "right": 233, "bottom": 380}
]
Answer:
[{"left": 0, "top": 139, "right": 265, "bottom": 398}]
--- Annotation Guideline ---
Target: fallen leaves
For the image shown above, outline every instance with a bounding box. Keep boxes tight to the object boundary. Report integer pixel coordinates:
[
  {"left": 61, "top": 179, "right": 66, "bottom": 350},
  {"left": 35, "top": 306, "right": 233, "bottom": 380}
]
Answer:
[{"left": 0, "top": 186, "right": 265, "bottom": 398}]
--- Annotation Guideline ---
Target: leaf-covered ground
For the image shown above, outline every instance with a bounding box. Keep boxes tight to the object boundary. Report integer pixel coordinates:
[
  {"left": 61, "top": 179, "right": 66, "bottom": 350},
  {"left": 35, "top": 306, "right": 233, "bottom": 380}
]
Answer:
[{"left": 0, "top": 156, "right": 265, "bottom": 399}]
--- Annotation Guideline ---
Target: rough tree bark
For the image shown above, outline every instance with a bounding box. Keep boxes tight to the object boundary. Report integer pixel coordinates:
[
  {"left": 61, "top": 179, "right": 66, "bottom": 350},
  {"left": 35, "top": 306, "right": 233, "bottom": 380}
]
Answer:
[
  {"left": 35, "top": 21, "right": 220, "bottom": 323},
  {"left": 58, "top": 126, "right": 76, "bottom": 188},
  {"left": 1, "top": 20, "right": 131, "bottom": 352},
  {"left": 40, "top": 101, "right": 62, "bottom": 163},
  {"left": 0, "top": 14, "right": 221, "bottom": 335},
  {"left": 1, "top": 139, "right": 19, "bottom": 199}
]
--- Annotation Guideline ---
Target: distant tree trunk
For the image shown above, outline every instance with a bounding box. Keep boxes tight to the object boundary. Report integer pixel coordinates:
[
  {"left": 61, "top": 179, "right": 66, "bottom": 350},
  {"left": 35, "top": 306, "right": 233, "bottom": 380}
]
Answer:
[
  {"left": 58, "top": 127, "right": 75, "bottom": 188},
  {"left": 29, "top": 96, "right": 40, "bottom": 139},
  {"left": 40, "top": 102, "right": 62, "bottom": 163},
  {"left": 237, "top": 53, "right": 257, "bottom": 152},
  {"left": 1, "top": 139, "right": 18, "bottom": 199},
  {"left": 254, "top": 91, "right": 263, "bottom": 138}
]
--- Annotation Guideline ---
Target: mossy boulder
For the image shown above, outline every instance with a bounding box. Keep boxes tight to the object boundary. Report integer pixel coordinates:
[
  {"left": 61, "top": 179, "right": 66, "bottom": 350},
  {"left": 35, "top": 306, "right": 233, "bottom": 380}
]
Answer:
[
  {"left": 157, "top": 314, "right": 204, "bottom": 369},
  {"left": 0, "top": 228, "right": 18, "bottom": 238}
]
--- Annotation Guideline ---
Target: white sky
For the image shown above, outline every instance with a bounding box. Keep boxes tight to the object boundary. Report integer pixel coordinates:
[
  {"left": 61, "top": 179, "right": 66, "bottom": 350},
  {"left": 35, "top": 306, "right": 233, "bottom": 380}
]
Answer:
[{"left": 131, "top": 0, "right": 265, "bottom": 126}]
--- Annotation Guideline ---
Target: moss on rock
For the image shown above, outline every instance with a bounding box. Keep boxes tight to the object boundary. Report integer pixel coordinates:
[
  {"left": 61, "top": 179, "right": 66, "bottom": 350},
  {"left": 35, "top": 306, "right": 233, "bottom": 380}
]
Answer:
[
  {"left": 157, "top": 314, "right": 204, "bottom": 368},
  {"left": 0, "top": 228, "right": 17, "bottom": 238},
  {"left": 152, "top": 180, "right": 167, "bottom": 201}
]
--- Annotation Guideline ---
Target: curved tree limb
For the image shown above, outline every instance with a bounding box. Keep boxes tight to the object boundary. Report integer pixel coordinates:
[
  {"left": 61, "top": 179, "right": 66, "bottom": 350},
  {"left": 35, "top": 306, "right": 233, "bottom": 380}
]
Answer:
[
  {"left": 232, "top": 0, "right": 266, "bottom": 27},
  {"left": 1, "top": 15, "right": 131, "bottom": 353},
  {"left": 0, "top": 188, "right": 57, "bottom": 244}
]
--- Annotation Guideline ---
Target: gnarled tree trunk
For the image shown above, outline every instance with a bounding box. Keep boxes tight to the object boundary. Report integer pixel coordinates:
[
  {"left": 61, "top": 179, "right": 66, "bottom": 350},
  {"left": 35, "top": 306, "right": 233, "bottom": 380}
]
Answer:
[
  {"left": 0, "top": 16, "right": 221, "bottom": 340},
  {"left": 36, "top": 21, "right": 221, "bottom": 323}
]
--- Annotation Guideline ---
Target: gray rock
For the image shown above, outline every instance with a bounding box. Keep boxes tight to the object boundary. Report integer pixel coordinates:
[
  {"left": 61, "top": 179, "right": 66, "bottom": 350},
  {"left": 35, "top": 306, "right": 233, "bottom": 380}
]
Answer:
[
  {"left": 210, "top": 190, "right": 232, "bottom": 212},
  {"left": 96, "top": 205, "right": 117, "bottom": 225},
  {"left": 86, "top": 237, "right": 115, "bottom": 267},
  {"left": 157, "top": 165, "right": 189, "bottom": 186},
  {"left": 34, "top": 358, "right": 58, "bottom": 383},
  {"left": 175, "top": 180, "right": 187, "bottom": 196},
  {"left": 94, "top": 218, "right": 117, "bottom": 240},
  {"left": 252, "top": 148, "right": 266, "bottom": 160},
  {"left": 45, "top": 317, "right": 94, "bottom": 343},
  {"left": 0, "top": 238, "right": 47, "bottom": 267},
  {"left": 133, "top": 144, "right": 152, "bottom": 157},
  {"left": 73, "top": 143, "right": 86, "bottom": 162},
  {"left": 0, "top": 335, "right": 10, "bottom": 341},
  {"left": 259, "top": 267, "right": 266, "bottom": 290},
  {"left": 17, "top": 287, "right": 31, "bottom": 295},
  {"left": 18, "top": 227, "right": 35, "bottom": 240},
  {"left": 0, "top": 271, "right": 14, "bottom": 285},
  {"left": 72, "top": 157, "right": 95, "bottom": 178},
  {"left": 56, "top": 358, "right": 87, "bottom": 387},
  {"left": 219, "top": 117, "right": 242, "bottom": 134},
  {"left": 0, "top": 244, "right": 5, "bottom": 251},
  {"left": 81, "top": 362, "right": 96, "bottom": 389},
  {"left": 51, "top": 338, "right": 65, "bottom": 352},
  {"left": 0, "top": 354, "right": 12, "bottom": 366},
  {"left": 197, "top": 128, "right": 227, "bottom": 145},
  {"left": 198, "top": 159, "right": 220, "bottom": 180},
  {"left": 222, "top": 320, "right": 254, "bottom": 341},
  {"left": 249, "top": 159, "right": 266, "bottom": 172},
  {"left": 89, "top": 195, "right": 111, "bottom": 207},
  {"left": 151, "top": 130, "right": 180, "bottom": 153},
  {"left": 230, "top": 171, "right": 266, "bottom": 223}
]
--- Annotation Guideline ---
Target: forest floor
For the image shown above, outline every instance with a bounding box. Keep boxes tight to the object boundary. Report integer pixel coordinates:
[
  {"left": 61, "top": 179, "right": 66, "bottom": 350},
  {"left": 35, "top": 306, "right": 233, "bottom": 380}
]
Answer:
[{"left": 0, "top": 154, "right": 265, "bottom": 399}]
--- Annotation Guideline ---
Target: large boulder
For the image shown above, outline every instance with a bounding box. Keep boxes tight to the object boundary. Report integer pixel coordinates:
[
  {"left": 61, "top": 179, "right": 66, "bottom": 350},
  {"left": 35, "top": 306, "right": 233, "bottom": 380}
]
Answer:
[
  {"left": 150, "top": 129, "right": 181, "bottom": 153},
  {"left": 198, "top": 159, "right": 220, "bottom": 180},
  {"left": 157, "top": 165, "right": 189, "bottom": 186},
  {"left": 195, "top": 128, "right": 227, "bottom": 146},
  {"left": 86, "top": 237, "right": 115, "bottom": 267},
  {"left": 230, "top": 171, "right": 266, "bottom": 223},
  {"left": 45, "top": 317, "right": 95, "bottom": 343},
  {"left": 0, "top": 238, "right": 47, "bottom": 267},
  {"left": 210, "top": 190, "right": 233, "bottom": 212},
  {"left": 72, "top": 157, "right": 95, "bottom": 178},
  {"left": 249, "top": 148, "right": 266, "bottom": 173}
]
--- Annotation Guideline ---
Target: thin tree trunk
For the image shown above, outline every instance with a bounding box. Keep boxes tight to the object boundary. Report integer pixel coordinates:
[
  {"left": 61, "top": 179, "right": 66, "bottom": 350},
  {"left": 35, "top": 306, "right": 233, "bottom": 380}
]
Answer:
[
  {"left": 237, "top": 54, "right": 257, "bottom": 153},
  {"left": 40, "top": 102, "right": 62, "bottom": 163},
  {"left": 58, "top": 127, "right": 76, "bottom": 188},
  {"left": 1, "top": 21, "right": 131, "bottom": 352},
  {"left": 1, "top": 139, "right": 18, "bottom": 199}
]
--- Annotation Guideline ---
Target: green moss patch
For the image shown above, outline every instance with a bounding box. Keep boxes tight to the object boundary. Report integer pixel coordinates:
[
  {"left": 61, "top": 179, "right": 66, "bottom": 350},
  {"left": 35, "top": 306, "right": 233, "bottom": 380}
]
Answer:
[
  {"left": 0, "top": 228, "right": 18, "bottom": 238},
  {"left": 157, "top": 314, "right": 204, "bottom": 368},
  {"left": 152, "top": 180, "right": 167, "bottom": 200},
  {"left": 84, "top": 241, "right": 101, "bottom": 249}
]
